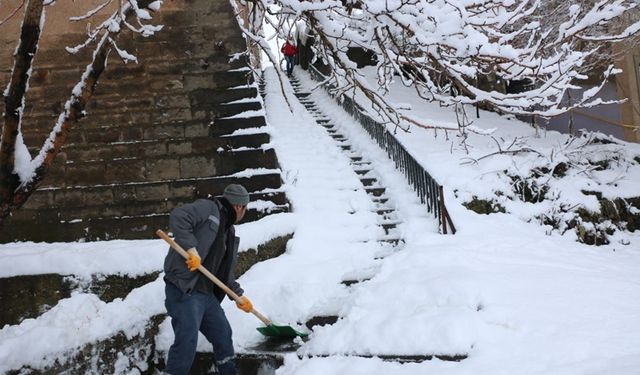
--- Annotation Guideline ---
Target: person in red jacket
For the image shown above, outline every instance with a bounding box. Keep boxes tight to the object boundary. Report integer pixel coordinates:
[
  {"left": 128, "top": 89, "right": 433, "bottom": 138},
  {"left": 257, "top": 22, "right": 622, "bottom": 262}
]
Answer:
[{"left": 281, "top": 36, "right": 297, "bottom": 77}]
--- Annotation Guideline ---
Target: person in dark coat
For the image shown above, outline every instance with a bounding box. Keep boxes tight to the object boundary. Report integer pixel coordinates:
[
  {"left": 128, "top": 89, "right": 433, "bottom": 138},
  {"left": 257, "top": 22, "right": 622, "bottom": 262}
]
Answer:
[
  {"left": 163, "top": 184, "right": 253, "bottom": 375},
  {"left": 281, "top": 36, "right": 297, "bottom": 77}
]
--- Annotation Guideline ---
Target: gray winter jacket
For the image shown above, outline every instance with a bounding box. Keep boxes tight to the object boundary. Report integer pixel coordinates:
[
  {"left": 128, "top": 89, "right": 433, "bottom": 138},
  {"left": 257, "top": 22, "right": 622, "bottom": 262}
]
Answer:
[{"left": 163, "top": 199, "right": 243, "bottom": 299}]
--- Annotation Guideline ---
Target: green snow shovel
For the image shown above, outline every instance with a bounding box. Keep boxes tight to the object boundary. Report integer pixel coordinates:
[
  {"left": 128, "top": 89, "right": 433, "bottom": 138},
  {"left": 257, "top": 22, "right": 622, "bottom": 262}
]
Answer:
[{"left": 157, "top": 230, "right": 307, "bottom": 338}]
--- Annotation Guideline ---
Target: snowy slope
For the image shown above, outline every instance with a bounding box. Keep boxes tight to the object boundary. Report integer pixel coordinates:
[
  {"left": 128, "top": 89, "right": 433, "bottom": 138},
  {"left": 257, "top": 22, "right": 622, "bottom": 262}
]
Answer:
[{"left": 0, "top": 65, "right": 638, "bottom": 375}]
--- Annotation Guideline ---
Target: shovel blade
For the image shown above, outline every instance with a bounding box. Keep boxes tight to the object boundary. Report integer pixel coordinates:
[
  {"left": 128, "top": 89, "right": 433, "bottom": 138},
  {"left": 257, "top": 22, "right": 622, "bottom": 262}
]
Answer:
[{"left": 257, "top": 324, "right": 308, "bottom": 338}]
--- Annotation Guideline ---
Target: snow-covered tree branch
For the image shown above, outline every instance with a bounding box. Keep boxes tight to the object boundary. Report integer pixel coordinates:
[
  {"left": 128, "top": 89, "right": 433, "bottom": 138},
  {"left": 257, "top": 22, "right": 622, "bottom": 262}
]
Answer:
[
  {"left": 234, "top": 0, "right": 640, "bottom": 129},
  {"left": 0, "top": 0, "right": 163, "bottom": 225}
]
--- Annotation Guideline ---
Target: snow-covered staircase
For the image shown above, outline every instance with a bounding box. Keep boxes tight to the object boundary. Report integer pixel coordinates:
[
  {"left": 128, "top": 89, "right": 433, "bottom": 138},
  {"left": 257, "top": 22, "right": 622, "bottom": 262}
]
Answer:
[
  {"left": 201, "top": 74, "right": 466, "bottom": 373},
  {"left": 1, "top": 44, "right": 289, "bottom": 242},
  {"left": 289, "top": 78, "right": 405, "bottom": 246}
]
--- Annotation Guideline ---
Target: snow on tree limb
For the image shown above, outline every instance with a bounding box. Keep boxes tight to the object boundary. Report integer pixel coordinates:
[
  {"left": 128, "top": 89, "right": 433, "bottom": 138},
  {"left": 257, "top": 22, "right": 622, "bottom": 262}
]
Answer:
[
  {"left": 0, "top": 0, "right": 25, "bottom": 27},
  {"left": 1, "top": 0, "right": 44, "bottom": 207},
  {"left": 229, "top": 0, "right": 294, "bottom": 112},
  {"left": 238, "top": 0, "right": 640, "bottom": 127},
  {"left": 0, "top": 0, "right": 164, "bottom": 224},
  {"left": 69, "top": 0, "right": 112, "bottom": 22}
]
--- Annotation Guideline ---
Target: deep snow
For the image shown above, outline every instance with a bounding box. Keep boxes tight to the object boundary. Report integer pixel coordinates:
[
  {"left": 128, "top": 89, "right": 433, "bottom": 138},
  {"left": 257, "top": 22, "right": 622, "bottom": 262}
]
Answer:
[{"left": 0, "top": 66, "right": 638, "bottom": 374}]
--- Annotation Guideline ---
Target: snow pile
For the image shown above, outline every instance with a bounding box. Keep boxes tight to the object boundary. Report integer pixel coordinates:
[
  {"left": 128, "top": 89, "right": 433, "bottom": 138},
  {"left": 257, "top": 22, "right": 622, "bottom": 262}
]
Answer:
[{"left": 0, "top": 213, "right": 296, "bottom": 373}]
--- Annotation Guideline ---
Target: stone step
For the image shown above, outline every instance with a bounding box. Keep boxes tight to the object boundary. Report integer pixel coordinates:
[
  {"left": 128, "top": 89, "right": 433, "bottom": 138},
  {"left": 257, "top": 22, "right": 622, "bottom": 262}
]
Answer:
[
  {"left": 243, "top": 203, "right": 289, "bottom": 223},
  {"left": 305, "top": 315, "right": 340, "bottom": 330},
  {"left": 24, "top": 74, "right": 258, "bottom": 122},
  {"left": 22, "top": 121, "right": 215, "bottom": 148},
  {"left": 354, "top": 169, "right": 372, "bottom": 176},
  {"left": 15, "top": 198, "right": 194, "bottom": 223},
  {"left": 190, "top": 352, "right": 283, "bottom": 375},
  {"left": 193, "top": 99, "right": 263, "bottom": 119},
  {"left": 23, "top": 84, "right": 258, "bottom": 122},
  {"left": 340, "top": 277, "right": 372, "bottom": 286},
  {"left": 360, "top": 177, "right": 377, "bottom": 186},
  {"left": 245, "top": 191, "right": 289, "bottom": 206},
  {"left": 0, "top": 213, "right": 171, "bottom": 242},
  {"left": 381, "top": 222, "right": 398, "bottom": 234},
  {"left": 52, "top": 134, "right": 271, "bottom": 162},
  {"left": 0, "top": 272, "right": 159, "bottom": 327},
  {"left": 193, "top": 173, "right": 283, "bottom": 199},
  {"left": 376, "top": 237, "right": 403, "bottom": 246},
  {"left": 23, "top": 173, "right": 283, "bottom": 211},
  {"left": 41, "top": 148, "right": 278, "bottom": 188},
  {"left": 376, "top": 210, "right": 398, "bottom": 221},
  {"left": 371, "top": 196, "right": 389, "bottom": 204},
  {"left": 188, "top": 86, "right": 258, "bottom": 107},
  {"left": 308, "top": 353, "right": 467, "bottom": 363},
  {"left": 4, "top": 193, "right": 288, "bottom": 242},
  {"left": 365, "top": 187, "right": 386, "bottom": 197},
  {"left": 211, "top": 116, "right": 267, "bottom": 137}
]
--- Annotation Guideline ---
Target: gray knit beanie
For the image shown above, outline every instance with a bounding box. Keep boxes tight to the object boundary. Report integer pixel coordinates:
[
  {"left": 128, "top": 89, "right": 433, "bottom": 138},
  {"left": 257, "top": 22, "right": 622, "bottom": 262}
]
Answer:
[{"left": 223, "top": 184, "right": 249, "bottom": 206}]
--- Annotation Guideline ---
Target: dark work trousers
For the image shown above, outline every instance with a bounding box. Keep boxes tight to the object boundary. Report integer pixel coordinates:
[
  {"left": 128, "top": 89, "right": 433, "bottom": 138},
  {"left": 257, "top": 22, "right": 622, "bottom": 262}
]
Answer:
[
  {"left": 164, "top": 282, "right": 236, "bottom": 375},
  {"left": 285, "top": 55, "right": 295, "bottom": 76}
]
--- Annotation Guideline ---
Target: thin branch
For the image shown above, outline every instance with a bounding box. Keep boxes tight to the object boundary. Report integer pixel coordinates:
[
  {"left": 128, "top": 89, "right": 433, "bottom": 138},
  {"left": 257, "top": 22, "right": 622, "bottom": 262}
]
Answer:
[{"left": 0, "top": 0, "right": 25, "bottom": 27}]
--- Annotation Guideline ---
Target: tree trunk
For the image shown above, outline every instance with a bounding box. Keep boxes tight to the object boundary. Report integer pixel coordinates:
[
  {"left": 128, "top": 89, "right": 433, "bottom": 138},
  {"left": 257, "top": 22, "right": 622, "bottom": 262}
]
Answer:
[{"left": 0, "top": 0, "right": 44, "bottom": 226}]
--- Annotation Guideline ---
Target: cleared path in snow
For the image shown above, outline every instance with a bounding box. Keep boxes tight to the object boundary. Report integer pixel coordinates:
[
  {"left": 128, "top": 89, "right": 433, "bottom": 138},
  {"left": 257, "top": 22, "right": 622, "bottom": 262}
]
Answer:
[{"left": 225, "top": 67, "right": 447, "bottom": 370}]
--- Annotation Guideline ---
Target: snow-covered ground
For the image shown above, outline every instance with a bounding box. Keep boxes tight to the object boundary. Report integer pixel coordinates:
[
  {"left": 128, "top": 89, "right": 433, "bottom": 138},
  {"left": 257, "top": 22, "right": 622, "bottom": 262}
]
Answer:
[{"left": 0, "top": 65, "right": 639, "bottom": 375}]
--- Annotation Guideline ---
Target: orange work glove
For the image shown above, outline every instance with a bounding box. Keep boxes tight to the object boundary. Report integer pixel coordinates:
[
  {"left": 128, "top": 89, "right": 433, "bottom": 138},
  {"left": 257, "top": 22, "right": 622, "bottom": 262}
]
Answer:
[
  {"left": 185, "top": 248, "right": 201, "bottom": 272},
  {"left": 236, "top": 296, "right": 253, "bottom": 313}
]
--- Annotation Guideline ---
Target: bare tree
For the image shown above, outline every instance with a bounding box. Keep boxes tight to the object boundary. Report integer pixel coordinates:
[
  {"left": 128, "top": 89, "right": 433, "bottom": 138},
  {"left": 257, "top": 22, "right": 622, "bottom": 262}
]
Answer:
[
  {"left": 0, "top": 0, "right": 163, "bottom": 226},
  {"left": 233, "top": 0, "right": 640, "bottom": 131}
]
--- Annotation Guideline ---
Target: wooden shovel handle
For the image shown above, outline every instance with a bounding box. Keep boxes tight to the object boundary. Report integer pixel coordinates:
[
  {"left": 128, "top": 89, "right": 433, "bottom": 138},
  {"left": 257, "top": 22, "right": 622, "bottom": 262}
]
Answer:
[{"left": 156, "top": 229, "right": 272, "bottom": 326}]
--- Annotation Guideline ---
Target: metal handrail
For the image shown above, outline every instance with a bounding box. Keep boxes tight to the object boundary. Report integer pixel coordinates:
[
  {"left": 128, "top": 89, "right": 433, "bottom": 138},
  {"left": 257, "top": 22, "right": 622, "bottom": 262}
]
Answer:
[{"left": 307, "top": 66, "right": 456, "bottom": 234}]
